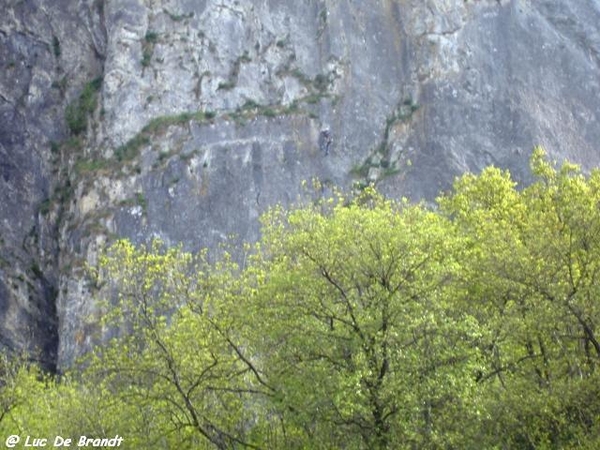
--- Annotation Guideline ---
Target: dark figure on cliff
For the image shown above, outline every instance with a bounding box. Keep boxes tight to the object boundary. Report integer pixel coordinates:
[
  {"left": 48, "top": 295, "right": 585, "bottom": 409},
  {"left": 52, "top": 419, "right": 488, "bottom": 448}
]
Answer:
[{"left": 319, "top": 129, "right": 333, "bottom": 155}]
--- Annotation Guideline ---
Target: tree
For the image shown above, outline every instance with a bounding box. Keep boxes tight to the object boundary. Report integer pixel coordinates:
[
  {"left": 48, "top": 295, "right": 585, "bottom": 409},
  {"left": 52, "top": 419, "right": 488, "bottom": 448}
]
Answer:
[
  {"left": 4, "top": 149, "right": 600, "bottom": 449},
  {"left": 251, "top": 187, "right": 482, "bottom": 449},
  {"left": 0, "top": 353, "right": 41, "bottom": 430},
  {"left": 88, "top": 240, "right": 270, "bottom": 449},
  {"left": 439, "top": 147, "right": 600, "bottom": 448}
]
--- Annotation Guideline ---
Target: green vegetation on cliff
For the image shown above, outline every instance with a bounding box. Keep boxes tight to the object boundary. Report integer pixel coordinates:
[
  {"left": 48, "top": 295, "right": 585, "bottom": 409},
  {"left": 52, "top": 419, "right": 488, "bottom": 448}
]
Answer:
[
  {"left": 65, "top": 77, "right": 102, "bottom": 136},
  {"left": 2, "top": 148, "right": 600, "bottom": 449}
]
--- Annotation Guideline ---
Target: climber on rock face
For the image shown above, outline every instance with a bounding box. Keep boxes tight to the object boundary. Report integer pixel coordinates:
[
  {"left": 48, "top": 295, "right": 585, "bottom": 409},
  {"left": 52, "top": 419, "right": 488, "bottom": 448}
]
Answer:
[{"left": 319, "top": 129, "right": 333, "bottom": 155}]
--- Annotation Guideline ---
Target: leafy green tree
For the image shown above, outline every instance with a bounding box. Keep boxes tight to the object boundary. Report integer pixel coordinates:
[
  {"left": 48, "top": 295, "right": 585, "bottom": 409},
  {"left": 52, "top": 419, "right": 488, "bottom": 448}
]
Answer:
[
  {"left": 0, "top": 354, "right": 44, "bottom": 431},
  {"left": 4, "top": 148, "right": 600, "bottom": 449},
  {"left": 440, "top": 147, "right": 600, "bottom": 448},
  {"left": 251, "top": 187, "right": 483, "bottom": 449},
  {"left": 88, "top": 240, "right": 269, "bottom": 449},
  {"left": 0, "top": 350, "right": 137, "bottom": 444}
]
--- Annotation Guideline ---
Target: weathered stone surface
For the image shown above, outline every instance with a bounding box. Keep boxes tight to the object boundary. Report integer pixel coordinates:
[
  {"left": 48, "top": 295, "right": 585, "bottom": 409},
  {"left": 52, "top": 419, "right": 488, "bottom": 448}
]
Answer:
[
  {"left": 3, "top": 0, "right": 600, "bottom": 368},
  {"left": 0, "top": 0, "right": 104, "bottom": 368},
  {"left": 381, "top": 0, "right": 600, "bottom": 200}
]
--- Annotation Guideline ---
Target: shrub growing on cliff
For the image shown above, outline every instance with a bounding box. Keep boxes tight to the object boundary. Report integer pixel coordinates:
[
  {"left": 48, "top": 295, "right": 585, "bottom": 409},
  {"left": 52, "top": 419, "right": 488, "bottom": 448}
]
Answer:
[{"left": 65, "top": 77, "right": 102, "bottom": 136}]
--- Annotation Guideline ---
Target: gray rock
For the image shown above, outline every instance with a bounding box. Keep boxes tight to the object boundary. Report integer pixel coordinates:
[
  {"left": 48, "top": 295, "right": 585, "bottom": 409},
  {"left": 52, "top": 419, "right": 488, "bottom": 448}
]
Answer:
[
  {"left": 0, "top": 0, "right": 103, "bottom": 369},
  {"left": 2, "top": 0, "right": 600, "bottom": 368}
]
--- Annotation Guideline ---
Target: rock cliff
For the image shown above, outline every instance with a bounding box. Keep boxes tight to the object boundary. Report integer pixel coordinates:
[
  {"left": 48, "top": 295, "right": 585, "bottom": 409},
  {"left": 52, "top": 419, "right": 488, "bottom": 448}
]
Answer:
[{"left": 2, "top": 0, "right": 600, "bottom": 369}]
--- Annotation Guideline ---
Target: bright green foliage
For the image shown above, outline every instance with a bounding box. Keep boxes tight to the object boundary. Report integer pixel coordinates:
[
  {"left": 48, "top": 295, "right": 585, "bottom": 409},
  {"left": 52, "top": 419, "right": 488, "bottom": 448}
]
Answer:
[
  {"left": 0, "top": 354, "right": 128, "bottom": 440},
  {"left": 440, "top": 146, "right": 600, "bottom": 448},
  {"left": 0, "top": 355, "right": 45, "bottom": 430},
  {"left": 254, "top": 188, "right": 482, "bottom": 449},
  {"left": 2, "top": 149, "right": 600, "bottom": 448},
  {"left": 88, "top": 240, "right": 268, "bottom": 449},
  {"left": 1, "top": 372, "right": 131, "bottom": 441}
]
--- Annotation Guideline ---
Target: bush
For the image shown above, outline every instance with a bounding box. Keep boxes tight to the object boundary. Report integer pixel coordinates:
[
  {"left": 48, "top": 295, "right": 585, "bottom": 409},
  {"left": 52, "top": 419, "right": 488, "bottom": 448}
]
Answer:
[{"left": 65, "top": 77, "right": 102, "bottom": 136}]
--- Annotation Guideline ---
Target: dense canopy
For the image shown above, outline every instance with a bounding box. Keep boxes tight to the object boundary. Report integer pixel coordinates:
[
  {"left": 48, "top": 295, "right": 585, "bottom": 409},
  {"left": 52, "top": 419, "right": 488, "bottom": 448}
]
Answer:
[{"left": 1, "top": 148, "right": 600, "bottom": 449}]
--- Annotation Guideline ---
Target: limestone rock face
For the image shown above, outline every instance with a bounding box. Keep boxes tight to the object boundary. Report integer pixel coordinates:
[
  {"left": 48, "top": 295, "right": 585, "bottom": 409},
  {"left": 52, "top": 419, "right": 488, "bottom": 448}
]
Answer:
[
  {"left": 2, "top": 0, "right": 600, "bottom": 368},
  {"left": 0, "top": 0, "right": 105, "bottom": 368}
]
